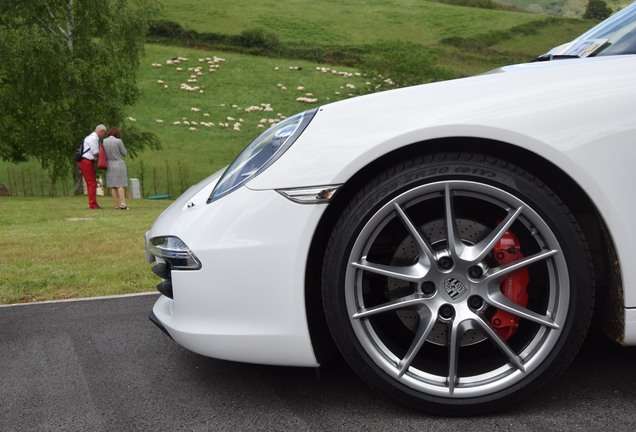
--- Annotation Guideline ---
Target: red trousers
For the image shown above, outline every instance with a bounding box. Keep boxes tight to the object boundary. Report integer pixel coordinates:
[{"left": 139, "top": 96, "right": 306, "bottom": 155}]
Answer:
[{"left": 77, "top": 158, "right": 100, "bottom": 208}]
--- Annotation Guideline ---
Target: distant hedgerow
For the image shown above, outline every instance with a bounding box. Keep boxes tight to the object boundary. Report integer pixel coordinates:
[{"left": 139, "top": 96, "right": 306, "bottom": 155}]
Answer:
[
  {"left": 361, "top": 41, "right": 455, "bottom": 87},
  {"left": 237, "top": 28, "right": 280, "bottom": 51},
  {"left": 437, "top": 0, "right": 522, "bottom": 12},
  {"left": 441, "top": 17, "right": 565, "bottom": 51}
]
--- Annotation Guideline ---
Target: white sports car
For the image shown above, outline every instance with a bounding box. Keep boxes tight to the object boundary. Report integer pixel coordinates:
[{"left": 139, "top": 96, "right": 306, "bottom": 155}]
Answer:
[{"left": 146, "top": 3, "right": 636, "bottom": 415}]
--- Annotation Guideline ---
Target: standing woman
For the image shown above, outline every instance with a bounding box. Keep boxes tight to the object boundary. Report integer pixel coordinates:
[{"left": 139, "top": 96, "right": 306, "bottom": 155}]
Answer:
[{"left": 102, "top": 127, "right": 129, "bottom": 210}]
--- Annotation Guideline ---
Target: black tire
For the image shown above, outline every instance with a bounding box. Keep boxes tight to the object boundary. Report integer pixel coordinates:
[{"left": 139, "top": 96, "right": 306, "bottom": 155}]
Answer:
[{"left": 321, "top": 153, "right": 594, "bottom": 415}]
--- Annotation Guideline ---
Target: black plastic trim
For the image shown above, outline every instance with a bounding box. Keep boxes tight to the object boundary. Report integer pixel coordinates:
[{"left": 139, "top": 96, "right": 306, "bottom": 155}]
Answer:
[
  {"left": 148, "top": 311, "right": 173, "bottom": 339},
  {"left": 156, "top": 280, "right": 173, "bottom": 299},
  {"left": 152, "top": 263, "right": 171, "bottom": 280}
]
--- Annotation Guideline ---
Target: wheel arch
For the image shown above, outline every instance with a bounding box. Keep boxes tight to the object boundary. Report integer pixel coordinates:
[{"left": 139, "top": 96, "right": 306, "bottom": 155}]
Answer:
[{"left": 304, "top": 137, "right": 624, "bottom": 364}]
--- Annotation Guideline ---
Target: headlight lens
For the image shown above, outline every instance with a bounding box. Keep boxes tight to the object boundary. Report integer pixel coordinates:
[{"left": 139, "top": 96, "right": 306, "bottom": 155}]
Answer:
[
  {"left": 208, "top": 108, "right": 317, "bottom": 203},
  {"left": 148, "top": 236, "right": 201, "bottom": 270}
]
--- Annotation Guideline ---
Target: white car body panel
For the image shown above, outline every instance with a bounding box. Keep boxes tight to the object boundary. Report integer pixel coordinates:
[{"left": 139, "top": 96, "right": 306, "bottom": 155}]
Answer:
[
  {"left": 249, "top": 56, "right": 636, "bottom": 308},
  {"left": 150, "top": 182, "right": 324, "bottom": 366},
  {"left": 149, "top": 55, "right": 636, "bottom": 367}
]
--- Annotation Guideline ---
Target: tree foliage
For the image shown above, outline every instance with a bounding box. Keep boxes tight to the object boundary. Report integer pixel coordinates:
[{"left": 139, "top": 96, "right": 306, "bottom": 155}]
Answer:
[
  {"left": 0, "top": 0, "right": 160, "bottom": 179},
  {"left": 583, "top": 0, "right": 613, "bottom": 21}
]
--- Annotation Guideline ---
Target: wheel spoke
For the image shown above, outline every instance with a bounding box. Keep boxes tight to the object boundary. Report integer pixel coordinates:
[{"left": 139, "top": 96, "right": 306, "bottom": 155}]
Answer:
[
  {"left": 474, "top": 314, "right": 527, "bottom": 372},
  {"left": 483, "top": 248, "right": 558, "bottom": 282},
  {"left": 353, "top": 296, "right": 425, "bottom": 320},
  {"left": 397, "top": 308, "right": 437, "bottom": 377},
  {"left": 351, "top": 258, "right": 427, "bottom": 282},
  {"left": 467, "top": 206, "right": 524, "bottom": 263},
  {"left": 487, "top": 290, "right": 559, "bottom": 329},
  {"left": 443, "top": 184, "right": 464, "bottom": 258},
  {"left": 393, "top": 202, "right": 436, "bottom": 264},
  {"left": 446, "top": 319, "right": 465, "bottom": 395}
]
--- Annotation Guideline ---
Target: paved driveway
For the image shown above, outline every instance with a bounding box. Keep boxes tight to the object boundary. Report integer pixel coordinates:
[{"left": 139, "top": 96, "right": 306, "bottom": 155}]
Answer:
[{"left": 1, "top": 294, "right": 635, "bottom": 431}]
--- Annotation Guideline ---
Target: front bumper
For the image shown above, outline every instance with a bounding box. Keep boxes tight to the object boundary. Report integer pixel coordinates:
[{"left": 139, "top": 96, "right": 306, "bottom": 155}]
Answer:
[{"left": 147, "top": 185, "right": 325, "bottom": 367}]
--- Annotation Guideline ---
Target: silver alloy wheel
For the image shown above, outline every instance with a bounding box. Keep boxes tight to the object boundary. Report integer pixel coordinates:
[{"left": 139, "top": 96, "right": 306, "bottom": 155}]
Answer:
[{"left": 344, "top": 180, "right": 570, "bottom": 398}]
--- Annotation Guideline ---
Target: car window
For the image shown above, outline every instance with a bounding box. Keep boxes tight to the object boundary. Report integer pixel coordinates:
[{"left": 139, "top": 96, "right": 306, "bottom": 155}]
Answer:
[{"left": 548, "top": 2, "right": 636, "bottom": 58}]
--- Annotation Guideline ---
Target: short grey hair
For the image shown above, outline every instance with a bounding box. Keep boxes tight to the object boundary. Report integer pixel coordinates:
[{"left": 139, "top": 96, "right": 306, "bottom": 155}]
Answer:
[{"left": 95, "top": 124, "right": 107, "bottom": 132}]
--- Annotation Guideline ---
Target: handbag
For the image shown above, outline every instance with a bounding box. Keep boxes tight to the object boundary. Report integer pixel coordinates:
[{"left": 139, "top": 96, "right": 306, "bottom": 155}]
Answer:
[{"left": 97, "top": 143, "right": 108, "bottom": 170}]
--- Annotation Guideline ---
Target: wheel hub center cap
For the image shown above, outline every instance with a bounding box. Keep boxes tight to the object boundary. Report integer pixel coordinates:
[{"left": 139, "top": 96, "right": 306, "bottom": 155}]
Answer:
[{"left": 443, "top": 277, "right": 468, "bottom": 302}]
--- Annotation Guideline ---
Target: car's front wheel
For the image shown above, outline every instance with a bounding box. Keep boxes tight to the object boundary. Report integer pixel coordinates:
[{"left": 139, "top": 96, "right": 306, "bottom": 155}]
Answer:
[{"left": 321, "top": 153, "right": 594, "bottom": 415}]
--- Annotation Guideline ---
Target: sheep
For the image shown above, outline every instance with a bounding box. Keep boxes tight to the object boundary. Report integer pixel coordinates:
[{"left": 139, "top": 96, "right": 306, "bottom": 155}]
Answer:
[{"left": 296, "top": 97, "right": 318, "bottom": 103}]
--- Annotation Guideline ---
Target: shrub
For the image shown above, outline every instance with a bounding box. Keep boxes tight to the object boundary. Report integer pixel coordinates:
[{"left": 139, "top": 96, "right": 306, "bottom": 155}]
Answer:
[
  {"left": 236, "top": 28, "right": 280, "bottom": 51},
  {"left": 361, "top": 41, "right": 455, "bottom": 87},
  {"left": 148, "top": 20, "right": 186, "bottom": 39},
  {"left": 583, "top": 0, "right": 612, "bottom": 21},
  {"left": 438, "top": 0, "right": 521, "bottom": 12}
]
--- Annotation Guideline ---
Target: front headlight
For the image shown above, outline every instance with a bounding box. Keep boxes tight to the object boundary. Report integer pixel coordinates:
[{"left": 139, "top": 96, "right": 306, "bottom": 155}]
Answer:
[
  {"left": 148, "top": 236, "right": 201, "bottom": 270},
  {"left": 208, "top": 108, "right": 318, "bottom": 203}
]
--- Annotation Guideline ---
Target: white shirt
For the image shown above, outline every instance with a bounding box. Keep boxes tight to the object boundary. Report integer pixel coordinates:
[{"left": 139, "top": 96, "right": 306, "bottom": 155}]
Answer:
[{"left": 82, "top": 132, "right": 100, "bottom": 161}]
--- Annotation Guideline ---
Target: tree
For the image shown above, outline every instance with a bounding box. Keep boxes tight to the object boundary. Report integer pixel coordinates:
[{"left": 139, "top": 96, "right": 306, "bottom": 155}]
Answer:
[
  {"left": 583, "top": 0, "right": 613, "bottom": 21},
  {"left": 0, "top": 0, "right": 160, "bottom": 184}
]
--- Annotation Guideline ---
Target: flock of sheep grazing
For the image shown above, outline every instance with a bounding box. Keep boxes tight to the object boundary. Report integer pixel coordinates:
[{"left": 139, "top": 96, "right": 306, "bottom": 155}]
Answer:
[{"left": 143, "top": 54, "right": 379, "bottom": 134}]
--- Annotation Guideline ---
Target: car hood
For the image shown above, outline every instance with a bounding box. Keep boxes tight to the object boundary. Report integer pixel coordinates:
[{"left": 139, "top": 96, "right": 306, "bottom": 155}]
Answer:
[
  {"left": 246, "top": 54, "right": 636, "bottom": 191},
  {"left": 486, "top": 53, "right": 633, "bottom": 74}
]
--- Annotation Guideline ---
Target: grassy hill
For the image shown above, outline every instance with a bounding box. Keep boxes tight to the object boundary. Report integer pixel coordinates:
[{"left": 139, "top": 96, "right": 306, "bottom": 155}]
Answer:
[
  {"left": 1, "top": 0, "right": 595, "bottom": 197},
  {"left": 157, "top": 0, "right": 545, "bottom": 45},
  {"left": 494, "top": 0, "right": 630, "bottom": 16},
  {"left": 126, "top": 44, "right": 374, "bottom": 196}
]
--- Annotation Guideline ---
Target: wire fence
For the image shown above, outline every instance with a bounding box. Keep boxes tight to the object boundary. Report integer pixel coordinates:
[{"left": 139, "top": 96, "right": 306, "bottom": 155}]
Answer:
[{"left": 1, "top": 160, "right": 191, "bottom": 198}]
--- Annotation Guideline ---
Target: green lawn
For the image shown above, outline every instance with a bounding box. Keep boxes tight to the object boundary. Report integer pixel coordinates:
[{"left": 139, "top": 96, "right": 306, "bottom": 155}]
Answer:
[{"left": 0, "top": 197, "right": 171, "bottom": 304}]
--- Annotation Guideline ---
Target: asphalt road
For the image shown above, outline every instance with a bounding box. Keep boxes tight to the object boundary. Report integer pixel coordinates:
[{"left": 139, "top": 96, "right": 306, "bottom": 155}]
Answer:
[{"left": 1, "top": 293, "right": 635, "bottom": 432}]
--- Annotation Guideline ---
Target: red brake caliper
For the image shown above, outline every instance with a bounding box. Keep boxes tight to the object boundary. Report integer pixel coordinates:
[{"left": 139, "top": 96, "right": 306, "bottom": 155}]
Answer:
[{"left": 490, "top": 230, "right": 529, "bottom": 340}]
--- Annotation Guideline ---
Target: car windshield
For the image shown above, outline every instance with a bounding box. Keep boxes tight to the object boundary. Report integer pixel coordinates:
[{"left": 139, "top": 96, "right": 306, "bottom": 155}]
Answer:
[{"left": 546, "top": 1, "right": 636, "bottom": 58}]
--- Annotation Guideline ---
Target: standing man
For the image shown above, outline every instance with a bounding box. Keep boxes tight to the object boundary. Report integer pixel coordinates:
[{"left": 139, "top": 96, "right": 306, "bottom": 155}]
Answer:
[{"left": 77, "top": 124, "right": 107, "bottom": 209}]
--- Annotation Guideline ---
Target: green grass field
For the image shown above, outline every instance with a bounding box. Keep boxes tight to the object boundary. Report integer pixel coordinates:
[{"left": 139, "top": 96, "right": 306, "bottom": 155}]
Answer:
[
  {"left": 157, "top": 0, "right": 546, "bottom": 45},
  {"left": 0, "top": 197, "right": 171, "bottom": 304}
]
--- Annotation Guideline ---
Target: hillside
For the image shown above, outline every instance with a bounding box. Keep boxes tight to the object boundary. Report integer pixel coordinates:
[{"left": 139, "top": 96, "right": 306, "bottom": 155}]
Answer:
[
  {"left": 494, "top": 0, "right": 631, "bottom": 16},
  {"left": 151, "top": 0, "right": 593, "bottom": 76},
  {"left": 157, "top": 0, "right": 545, "bottom": 45}
]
